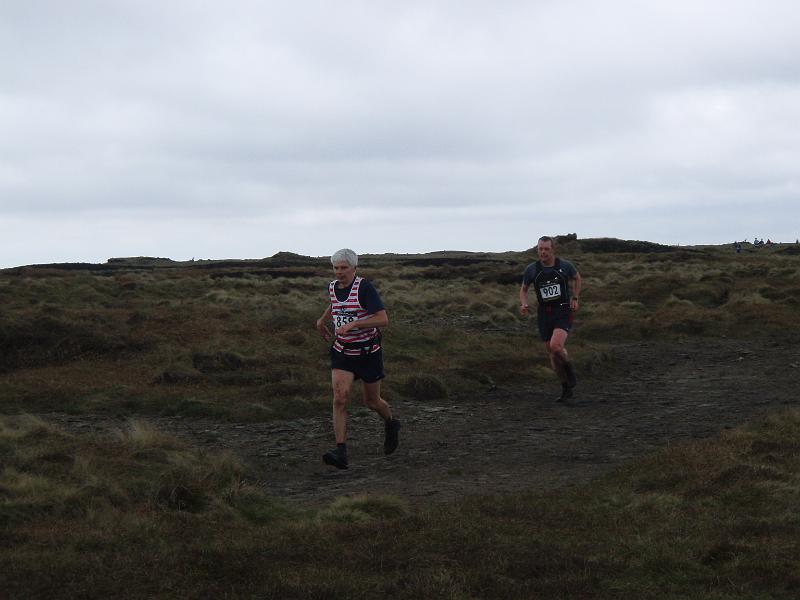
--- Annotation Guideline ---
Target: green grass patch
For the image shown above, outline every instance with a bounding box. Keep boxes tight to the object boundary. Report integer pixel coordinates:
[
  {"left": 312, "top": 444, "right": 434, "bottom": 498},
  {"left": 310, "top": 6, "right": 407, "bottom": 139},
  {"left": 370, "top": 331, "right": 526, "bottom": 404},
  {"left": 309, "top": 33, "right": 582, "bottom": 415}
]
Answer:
[
  {"left": 5, "top": 408, "right": 800, "bottom": 596},
  {"left": 1, "top": 244, "right": 798, "bottom": 420}
]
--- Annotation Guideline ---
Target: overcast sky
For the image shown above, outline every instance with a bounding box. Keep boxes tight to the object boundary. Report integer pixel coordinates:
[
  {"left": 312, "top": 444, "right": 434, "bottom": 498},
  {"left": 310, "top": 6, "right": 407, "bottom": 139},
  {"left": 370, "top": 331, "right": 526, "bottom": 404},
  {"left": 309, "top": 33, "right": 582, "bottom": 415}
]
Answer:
[{"left": 1, "top": 1, "right": 799, "bottom": 268}]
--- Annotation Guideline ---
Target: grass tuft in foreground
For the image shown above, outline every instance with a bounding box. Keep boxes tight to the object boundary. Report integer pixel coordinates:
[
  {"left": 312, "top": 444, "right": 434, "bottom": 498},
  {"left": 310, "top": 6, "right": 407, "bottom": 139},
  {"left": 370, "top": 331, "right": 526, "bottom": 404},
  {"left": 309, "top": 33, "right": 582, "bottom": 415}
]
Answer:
[{"left": 4, "top": 409, "right": 800, "bottom": 597}]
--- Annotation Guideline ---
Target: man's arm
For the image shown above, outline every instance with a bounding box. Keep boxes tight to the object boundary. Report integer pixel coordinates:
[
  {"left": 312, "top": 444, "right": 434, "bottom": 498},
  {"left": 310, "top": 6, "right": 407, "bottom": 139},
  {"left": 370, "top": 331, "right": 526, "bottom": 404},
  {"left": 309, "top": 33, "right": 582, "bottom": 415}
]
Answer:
[
  {"left": 519, "top": 283, "right": 530, "bottom": 316},
  {"left": 336, "top": 309, "right": 389, "bottom": 335},
  {"left": 316, "top": 304, "right": 333, "bottom": 340},
  {"left": 570, "top": 271, "right": 582, "bottom": 311}
]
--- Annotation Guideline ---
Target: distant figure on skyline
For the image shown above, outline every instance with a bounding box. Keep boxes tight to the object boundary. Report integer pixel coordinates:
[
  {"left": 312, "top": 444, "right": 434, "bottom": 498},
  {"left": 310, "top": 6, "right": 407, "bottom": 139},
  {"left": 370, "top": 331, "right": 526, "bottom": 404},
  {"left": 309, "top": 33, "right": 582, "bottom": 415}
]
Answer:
[
  {"left": 519, "top": 236, "right": 582, "bottom": 403},
  {"left": 315, "top": 248, "right": 400, "bottom": 469}
]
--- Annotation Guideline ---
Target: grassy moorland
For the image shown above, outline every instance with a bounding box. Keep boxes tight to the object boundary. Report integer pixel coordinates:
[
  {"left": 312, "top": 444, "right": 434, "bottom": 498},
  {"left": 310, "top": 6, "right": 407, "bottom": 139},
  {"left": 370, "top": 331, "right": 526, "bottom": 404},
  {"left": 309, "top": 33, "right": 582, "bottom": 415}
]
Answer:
[
  {"left": 1, "top": 237, "right": 800, "bottom": 598},
  {"left": 4, "top": 406, "right": 800, "bottom": 597},
  {"left": 1, "top": 238, "right": 797, "bottom": 419}
]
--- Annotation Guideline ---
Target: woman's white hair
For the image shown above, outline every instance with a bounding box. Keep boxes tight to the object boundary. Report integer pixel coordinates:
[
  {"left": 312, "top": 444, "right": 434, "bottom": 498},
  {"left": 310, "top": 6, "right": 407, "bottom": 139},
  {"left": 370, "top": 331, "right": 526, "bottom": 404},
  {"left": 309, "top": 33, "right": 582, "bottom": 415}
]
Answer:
[{"left": 331, "top": 248, "right": 358, "bottom": 267}]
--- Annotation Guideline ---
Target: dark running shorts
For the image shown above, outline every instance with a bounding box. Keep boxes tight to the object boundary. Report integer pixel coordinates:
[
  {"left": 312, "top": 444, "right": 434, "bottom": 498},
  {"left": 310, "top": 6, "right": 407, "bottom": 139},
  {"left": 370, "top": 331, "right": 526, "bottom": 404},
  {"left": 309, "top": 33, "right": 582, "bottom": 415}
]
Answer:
[
  {"left": 330, "top": 347, "right": 385, "bottom": 383},
  {"left": 537, "top": 306, "right": 573, "bottom": 341}
]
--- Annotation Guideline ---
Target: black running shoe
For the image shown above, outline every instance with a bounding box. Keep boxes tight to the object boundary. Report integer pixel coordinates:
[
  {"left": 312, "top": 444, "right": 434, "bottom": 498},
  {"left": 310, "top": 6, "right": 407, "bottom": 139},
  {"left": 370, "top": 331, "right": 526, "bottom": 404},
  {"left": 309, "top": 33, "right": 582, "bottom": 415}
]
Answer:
[
  {"left": 384, "top": 418, "right": 401, "bottom": 455},
  {"left": 322, "top": 447, "right": 348, "bottom": 470},
  {"left": 556, "top": 384, "right": 574, "bottom": 403}
]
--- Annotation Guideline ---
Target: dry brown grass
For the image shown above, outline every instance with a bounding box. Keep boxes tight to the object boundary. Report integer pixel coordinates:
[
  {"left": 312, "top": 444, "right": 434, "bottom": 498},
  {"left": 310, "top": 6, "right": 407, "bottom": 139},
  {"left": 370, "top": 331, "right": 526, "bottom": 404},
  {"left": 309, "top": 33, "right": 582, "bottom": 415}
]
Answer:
[
  {"left": 2, "top": 241, "right": 800, "bottom": 597},
  {"left": 1, "top": 242, "right": 797, "bottom": 417},
  {"left": 5, "top": 407, "right": 800, "bottom": 598}
]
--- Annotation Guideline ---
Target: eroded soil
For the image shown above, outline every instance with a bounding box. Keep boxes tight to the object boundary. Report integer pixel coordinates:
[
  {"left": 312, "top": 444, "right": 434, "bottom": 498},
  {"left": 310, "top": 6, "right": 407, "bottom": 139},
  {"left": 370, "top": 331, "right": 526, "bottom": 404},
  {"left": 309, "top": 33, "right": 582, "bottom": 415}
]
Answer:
[{"left": 43, "top": 338, "right": 800, "bottom": 506}]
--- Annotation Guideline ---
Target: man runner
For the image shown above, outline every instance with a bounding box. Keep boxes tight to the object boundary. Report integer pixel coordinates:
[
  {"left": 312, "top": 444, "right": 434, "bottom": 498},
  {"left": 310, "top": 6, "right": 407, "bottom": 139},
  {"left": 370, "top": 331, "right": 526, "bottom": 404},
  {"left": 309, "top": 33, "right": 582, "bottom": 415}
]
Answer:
[
  {"left": 519, "top": 236, "right": 582, "bottom": 402},
  {"left": 315, "top": 248, "right": 400, "bottom": 469}
]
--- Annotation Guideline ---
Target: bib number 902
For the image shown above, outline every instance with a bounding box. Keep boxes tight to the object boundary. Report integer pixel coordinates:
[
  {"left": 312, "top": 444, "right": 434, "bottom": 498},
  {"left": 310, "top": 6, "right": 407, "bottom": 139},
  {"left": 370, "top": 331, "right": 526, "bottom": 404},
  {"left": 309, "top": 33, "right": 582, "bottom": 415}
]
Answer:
[{"left": 541, "top": 284, "right": 561, "bottom": 300}]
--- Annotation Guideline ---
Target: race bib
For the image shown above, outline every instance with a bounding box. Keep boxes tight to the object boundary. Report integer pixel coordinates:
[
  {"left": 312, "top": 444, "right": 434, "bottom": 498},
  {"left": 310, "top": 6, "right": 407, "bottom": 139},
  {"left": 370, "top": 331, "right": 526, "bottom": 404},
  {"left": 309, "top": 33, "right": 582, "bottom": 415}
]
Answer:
[
  {"left": 333, "top": 312, "right": 357, "bottom": 328},
  {"left": 540, "top": 283, "right": 561, "bottom": 301}
]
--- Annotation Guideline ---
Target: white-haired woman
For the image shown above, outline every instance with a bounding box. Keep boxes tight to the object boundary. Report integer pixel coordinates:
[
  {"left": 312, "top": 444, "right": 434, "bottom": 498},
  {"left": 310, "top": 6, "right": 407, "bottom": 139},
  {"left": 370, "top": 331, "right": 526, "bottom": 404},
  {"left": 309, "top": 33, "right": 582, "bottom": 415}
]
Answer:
[{"left": 315, "top": 248, "right": 400, "bottom": 469}]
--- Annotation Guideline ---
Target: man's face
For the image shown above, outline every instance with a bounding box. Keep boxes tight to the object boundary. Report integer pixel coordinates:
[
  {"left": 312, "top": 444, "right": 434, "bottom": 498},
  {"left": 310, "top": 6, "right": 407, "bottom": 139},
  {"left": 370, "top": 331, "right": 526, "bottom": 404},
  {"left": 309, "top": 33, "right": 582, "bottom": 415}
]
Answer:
[
  {"left": 333, "top": 260, "right": 356, "bottom": 284},
  {"left": 536, "top": 240, "right": 554, "bottom": 262}
]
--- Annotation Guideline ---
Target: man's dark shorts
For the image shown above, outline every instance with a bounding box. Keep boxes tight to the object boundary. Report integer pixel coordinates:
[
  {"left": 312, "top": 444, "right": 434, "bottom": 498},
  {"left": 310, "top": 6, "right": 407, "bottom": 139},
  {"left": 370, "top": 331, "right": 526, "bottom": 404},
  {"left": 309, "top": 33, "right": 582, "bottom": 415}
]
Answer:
[
  {"left": 537, "top": 305, "right": 573, "bottom": 342},
  {"left": 330, "top": 347, "right": 385, "bottom": 383}
]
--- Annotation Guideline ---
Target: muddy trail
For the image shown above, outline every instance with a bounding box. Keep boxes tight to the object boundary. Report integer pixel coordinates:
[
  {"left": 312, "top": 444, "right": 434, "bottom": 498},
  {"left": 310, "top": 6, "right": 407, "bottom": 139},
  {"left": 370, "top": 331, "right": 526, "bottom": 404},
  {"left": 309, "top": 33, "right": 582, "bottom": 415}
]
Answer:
[{"left": 44, "top": 337, "right": 800, "bottom": 507}]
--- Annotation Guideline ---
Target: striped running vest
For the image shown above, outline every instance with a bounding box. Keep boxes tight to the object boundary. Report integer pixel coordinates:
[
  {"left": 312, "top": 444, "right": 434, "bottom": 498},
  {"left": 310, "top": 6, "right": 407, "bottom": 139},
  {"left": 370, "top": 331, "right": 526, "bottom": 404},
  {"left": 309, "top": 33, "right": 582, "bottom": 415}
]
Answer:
[{"left": 329, "top": 276, "right": 381, "bottom": 356}]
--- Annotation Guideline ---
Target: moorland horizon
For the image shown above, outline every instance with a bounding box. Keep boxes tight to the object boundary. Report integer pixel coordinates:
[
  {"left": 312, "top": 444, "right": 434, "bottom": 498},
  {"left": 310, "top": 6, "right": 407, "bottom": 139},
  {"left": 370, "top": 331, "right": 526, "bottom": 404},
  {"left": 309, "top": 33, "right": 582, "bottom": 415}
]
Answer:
[{"left": 5, "top": 234, "right": 797, "bottom": 271}]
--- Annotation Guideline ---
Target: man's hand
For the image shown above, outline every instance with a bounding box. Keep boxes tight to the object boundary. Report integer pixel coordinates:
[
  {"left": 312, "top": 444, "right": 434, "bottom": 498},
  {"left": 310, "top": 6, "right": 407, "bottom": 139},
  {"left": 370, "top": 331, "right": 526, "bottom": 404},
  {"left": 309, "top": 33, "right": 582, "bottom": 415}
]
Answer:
[
  {"left": 519, "top": 284, "right": 530, "bottom": 316},
  {"left": 316, "top": 317, "right": 333, "bottom": 341},
  {"left": 335, "top": 321, "right": 356, "bottom": 336}
]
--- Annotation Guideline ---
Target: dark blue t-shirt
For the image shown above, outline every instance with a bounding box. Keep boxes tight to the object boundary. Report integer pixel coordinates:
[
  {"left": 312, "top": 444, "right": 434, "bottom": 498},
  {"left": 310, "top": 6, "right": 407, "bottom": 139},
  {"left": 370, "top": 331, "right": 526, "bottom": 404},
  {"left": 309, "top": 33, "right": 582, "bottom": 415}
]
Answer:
[
  {"left": 334, "top": 278, "right": 385, "bottom": 314},
  {"left": 522, "top": 258, "right": 577, "bottom": 286},
  {"left": 522, "top": 258, "right": 578, "bottom": 305}
]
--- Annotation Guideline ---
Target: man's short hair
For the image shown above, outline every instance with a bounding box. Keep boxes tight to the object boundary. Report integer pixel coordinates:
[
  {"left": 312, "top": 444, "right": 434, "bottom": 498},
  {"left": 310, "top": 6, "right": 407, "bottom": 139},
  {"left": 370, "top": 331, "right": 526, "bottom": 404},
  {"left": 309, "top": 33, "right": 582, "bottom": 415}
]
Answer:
[
  {"left": 538, "top": 236, "right": 555, "bottom": 248},
  {"left": 331, "top": 248, "right": 358, "bottom": 267}
]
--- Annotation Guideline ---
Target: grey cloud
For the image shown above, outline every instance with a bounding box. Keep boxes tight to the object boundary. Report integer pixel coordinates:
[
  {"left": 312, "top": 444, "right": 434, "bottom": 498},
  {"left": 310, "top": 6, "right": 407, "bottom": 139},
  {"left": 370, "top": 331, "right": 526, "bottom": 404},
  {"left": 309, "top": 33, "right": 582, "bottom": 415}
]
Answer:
[{"left": 1, "top": 1, "right": 799, "bottom": 266}]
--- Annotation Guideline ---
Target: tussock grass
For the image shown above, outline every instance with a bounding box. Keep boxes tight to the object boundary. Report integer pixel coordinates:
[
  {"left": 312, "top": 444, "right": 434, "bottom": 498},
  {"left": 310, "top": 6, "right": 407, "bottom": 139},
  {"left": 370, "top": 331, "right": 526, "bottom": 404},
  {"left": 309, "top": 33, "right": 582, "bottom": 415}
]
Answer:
[
  {"left": 1, "top": 242, "right": 798, "bottom": 417},
  {"left": 6, "top": 409, "right": 800, "bottom": 597},
  {"left": 116, "top": 418, "right": 186, "bottom": 450},
  {"left": 399, "top": 374, "right": 448, "bottom": 400},
  {"left": 0, "top": 415, "right": 257, "bottom": 523},
  {"left": 620, "top": 300, "right": 646, "bottom": 310},
  {"left": 727, "top": 290, "right": 773, "bottom": 305},
  {"left": 2, "top": 239, "right": 795, "bottom": 594},
  {"left": 316, "top": 494, "right": 409, "bottom": 523}
]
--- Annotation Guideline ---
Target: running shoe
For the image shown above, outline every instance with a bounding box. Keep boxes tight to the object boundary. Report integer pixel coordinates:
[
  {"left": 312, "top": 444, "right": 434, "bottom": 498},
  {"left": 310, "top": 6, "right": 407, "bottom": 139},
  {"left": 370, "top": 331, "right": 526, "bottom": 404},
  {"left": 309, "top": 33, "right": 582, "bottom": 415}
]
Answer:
[
  {"left": 384, "top": 418, "right": 401, "bottom": 455},
  {"left": 556, "top": 384, "right": 574, "bottom": 403},
  {"left": 322, "top": 447, "right": 348, "bottom": 469}
]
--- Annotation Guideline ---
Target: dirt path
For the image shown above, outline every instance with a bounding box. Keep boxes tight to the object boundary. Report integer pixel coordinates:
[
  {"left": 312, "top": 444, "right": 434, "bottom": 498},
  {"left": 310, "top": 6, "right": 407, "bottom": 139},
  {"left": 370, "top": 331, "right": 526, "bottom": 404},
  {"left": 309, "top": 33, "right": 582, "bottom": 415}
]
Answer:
[{"left": 44, "top": 338, "right": 800, "bottom": 506}]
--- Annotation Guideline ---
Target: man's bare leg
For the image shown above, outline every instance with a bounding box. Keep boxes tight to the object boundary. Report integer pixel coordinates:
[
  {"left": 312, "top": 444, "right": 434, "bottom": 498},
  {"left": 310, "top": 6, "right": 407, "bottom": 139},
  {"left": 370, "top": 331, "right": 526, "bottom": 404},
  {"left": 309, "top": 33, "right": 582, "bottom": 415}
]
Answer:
[
  {"left": 323, "top": 369, "right": 354, "bottom": 469},
  {"left": 331, "top": 368, "right": 354, "bottom": 443},
  {"left": 362, "top": 381, "right": 400, "bottom": 454},
  {"left": 546, "top": 329, "right": 576, "bottom": 401}
]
